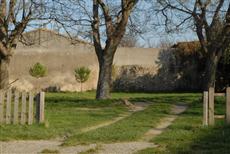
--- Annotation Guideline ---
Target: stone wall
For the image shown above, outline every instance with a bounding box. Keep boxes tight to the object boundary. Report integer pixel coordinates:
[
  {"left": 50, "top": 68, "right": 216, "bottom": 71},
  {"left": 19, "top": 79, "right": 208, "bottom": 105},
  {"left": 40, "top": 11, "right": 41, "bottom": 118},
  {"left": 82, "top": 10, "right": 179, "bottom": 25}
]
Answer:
[{"left": 9, "top": 29, "right": 199, "bottom": 92}]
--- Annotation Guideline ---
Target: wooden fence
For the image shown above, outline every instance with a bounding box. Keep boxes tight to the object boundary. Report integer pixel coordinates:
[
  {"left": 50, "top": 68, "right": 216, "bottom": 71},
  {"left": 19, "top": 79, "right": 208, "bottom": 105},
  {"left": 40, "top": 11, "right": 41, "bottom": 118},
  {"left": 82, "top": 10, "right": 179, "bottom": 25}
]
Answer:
[
  {"left": 203, "top": 87, "right": 230, "bottom": 126},
  {"left": 0, "top": 89, "right": 45, "bottom": 125}
]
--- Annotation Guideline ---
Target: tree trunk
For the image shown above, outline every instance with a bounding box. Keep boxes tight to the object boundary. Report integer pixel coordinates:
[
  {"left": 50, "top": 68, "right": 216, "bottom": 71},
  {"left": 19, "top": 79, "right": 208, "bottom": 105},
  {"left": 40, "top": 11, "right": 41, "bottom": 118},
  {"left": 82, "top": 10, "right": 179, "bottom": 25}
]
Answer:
[
  {"left": 0, "top": 57, "right": 10, "bottom": 90},
  {"left": 96, "top": 52, "right": 115, "bottom": 99},
  {"left": 80, "top": 82, "right": 83, "bottom": 92},
  {"left": 203, "top": 51, "right": 221, "bottom": 90}
]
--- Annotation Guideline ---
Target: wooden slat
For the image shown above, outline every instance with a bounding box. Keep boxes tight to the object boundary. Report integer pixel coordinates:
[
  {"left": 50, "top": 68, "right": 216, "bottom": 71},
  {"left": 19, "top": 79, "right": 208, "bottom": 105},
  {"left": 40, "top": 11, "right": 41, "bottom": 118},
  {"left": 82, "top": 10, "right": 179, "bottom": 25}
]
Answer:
[
  {"left": 226, "top": 87, "right": 230, "bottom": 124},
  {"left": 37, "top": 92, "right": 45, "bottom": 123},
  {"left": 6, "top": 90, "right": 12, "bottom": 124},
  {"left": 21, "top": 92, "right": 27, "bottom": 125},
  {"left": 13, "top": 91, "right": 19, "bottom": 124},
  {"left": 208, "top": 87, "right": 215, "bottom": 125},
  {"left": 215, "top": 115, "right": 225, "bottom": 119},
  {"left": 214, "top": 93, "right": 225, "bottom": 97},
  {"left": 203, "top": 91, "right": 209, "bottom": 126},
  {"left": 28, "top": 92, "right": 34, "bottom": 125},
  {"left": 0, "top": 91, "right": 4, "bottom": 124}
]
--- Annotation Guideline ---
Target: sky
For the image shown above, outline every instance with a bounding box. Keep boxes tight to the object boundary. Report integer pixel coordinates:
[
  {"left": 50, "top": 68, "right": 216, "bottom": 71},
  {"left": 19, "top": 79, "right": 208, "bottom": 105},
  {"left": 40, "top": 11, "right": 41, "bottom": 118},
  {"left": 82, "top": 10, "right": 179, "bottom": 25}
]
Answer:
[{"left": 24, "top": 0, "right": 199, "bottom": 48}]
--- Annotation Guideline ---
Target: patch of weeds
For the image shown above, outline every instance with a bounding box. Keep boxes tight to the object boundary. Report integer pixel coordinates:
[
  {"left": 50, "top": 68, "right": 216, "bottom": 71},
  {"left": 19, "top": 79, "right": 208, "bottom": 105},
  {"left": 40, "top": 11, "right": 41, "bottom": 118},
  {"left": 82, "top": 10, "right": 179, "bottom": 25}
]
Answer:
[
  {"left": 40, "top": 149, "right": 60, "bottom": 154},
  {"left": 79, "top": 144, "right": 102, "bottom": 154}
]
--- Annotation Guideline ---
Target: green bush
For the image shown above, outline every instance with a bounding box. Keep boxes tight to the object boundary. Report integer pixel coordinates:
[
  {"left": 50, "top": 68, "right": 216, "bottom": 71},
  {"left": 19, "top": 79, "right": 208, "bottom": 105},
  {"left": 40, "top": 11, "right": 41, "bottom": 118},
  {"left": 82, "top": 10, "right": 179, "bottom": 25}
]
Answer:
[
  {"left": 29, "top": 62, "right": 47, "bottom": 78},
  {"left": 75, "top": 66, "right": 91, "bottom": 91}
]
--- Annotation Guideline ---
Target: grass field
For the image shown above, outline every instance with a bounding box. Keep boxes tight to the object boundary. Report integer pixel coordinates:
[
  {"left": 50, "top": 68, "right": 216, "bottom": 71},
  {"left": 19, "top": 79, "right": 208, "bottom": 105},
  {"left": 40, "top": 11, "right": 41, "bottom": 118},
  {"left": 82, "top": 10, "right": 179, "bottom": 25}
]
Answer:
[
  {"left": 1, "top": 91, "right": 229, "bottom": 153},
  {"left": 64, "top": 102, "right": 171, "bottom": 145},
  {"left": 0, "top": 92, "right": 197, "bottom": 141},
  {"left": 0, "top": 92, "right": 128, "bottom": 140}
]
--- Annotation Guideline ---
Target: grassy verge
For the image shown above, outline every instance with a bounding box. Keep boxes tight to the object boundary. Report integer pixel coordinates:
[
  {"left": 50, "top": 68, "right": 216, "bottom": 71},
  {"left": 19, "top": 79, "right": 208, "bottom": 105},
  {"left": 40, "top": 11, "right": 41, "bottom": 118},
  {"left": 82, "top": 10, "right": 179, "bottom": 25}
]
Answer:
[
  {"left": 137, "top": 96, "right": 230, "bottom": 154},
  {"left": 0, "top": 93, "right": 128, "bottom": 140}
]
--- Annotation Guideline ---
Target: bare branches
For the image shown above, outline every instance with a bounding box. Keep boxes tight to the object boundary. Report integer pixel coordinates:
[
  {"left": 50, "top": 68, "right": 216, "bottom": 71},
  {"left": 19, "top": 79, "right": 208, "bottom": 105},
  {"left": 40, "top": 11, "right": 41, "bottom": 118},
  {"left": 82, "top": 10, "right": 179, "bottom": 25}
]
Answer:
[
  {"left": 156, "top": 0, "right": 230, "bottom": 54},
  {"left": 97, "top": 0, "right": 114, "bottom": 38},
  {"left": 92, "top": 0, "right": 103, "bottom": 59},
  {"left": 0, "top": 0, "right": 49, "bottom": 58},
  {"left": 90, "top": 0, "right": 139, "bottom": 55}
]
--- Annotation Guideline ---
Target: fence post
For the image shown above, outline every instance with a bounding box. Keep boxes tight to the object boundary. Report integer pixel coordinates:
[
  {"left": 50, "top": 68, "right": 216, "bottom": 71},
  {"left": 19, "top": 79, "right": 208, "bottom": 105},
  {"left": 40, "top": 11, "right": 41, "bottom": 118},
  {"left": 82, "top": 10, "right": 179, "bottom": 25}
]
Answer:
[
  {"left": 21, "top": 92, "right": 27, "bottom": 125},
  {"left": 208, "top": 87, "right": 215, "bottom": 125},
  {"left": 28, "top": 92, "right": 34, "bottom": 125},
  {"left": 203, "top": 91, "right": 209, "bottom": 126},
  {"left": 0, "top": 91, "right": 4, "bottom": 124},
  {"left": 6, "top": 90, "right": 12, "bottom": 124},
  {"left": 226, "top": 87, "right": 230, "bottom": 124},
  {"left": 13, "top": 91, "right": 19, "bottom": 124},
  {"left": 36, "top": 92, "right": 45, "bottom": 123}
]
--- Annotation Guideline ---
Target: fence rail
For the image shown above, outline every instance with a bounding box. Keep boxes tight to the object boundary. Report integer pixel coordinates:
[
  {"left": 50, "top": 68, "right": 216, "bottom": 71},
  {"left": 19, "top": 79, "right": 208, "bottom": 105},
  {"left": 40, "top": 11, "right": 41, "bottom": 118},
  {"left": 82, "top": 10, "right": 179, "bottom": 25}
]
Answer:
[
  {"left": 0, "top": 89, "right": 45, "bottom": 125},
  {"left": 203, "top": 87, "right": 230, "bottom": 126}
]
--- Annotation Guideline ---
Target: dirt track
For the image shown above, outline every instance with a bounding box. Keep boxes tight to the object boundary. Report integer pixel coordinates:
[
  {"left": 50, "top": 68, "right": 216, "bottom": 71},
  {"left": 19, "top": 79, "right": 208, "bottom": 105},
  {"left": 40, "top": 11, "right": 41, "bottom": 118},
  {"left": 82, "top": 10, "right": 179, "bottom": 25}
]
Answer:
[{"left": 0, "top": 104, "right": 187, "bottom": 154}]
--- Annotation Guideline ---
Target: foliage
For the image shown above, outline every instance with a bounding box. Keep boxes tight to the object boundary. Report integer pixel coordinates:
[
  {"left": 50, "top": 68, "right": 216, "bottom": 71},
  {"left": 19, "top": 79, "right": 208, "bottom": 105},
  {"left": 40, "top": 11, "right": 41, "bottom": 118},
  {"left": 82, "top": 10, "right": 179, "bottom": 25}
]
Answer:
[
  {"left": 173, "top": 41, "right": 230, "bottom": 91},
  {"left": 172, "top": 41, "right": 201, "bottom": 56},
  {"left": 29, "top": 62, "right": 47, "bottom": 78},
  {"left": 75, "top": 67, "right": 91, "bottom": 84},
  {"left": 222, "top": 48, "right": 230, "bottom": 65}
]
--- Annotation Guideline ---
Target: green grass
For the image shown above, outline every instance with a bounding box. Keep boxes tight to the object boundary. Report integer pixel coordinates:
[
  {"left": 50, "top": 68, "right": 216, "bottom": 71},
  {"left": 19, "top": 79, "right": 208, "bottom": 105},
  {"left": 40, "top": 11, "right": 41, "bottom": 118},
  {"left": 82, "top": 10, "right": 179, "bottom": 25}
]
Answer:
[
  {"left": 137, "top": 96, "right": 230, "bottom": 154},
  {"left": 78, "top": 144, "right": 102, "bottom": 154},
  {"left": 63, "top": 93, "right": 199, "bottom": 145},
  {"left": 0, "top": 92, "right": 201, "bottom": 144},
  {"left": 40, "top": 149, "right": 60, "bottom": 154},
  {"left": 64, "top": 103, "right": 171, "bottom": 145},
  {"left": 0, "top": 92, "right": 128, "bottom": 140}
]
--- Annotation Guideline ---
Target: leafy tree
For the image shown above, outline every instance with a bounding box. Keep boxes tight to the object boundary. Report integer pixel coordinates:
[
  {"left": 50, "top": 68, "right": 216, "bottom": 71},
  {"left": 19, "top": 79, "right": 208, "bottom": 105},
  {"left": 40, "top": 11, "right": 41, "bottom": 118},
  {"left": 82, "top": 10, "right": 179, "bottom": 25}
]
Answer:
[
  {"left": 75, "top": 67, "right": 91, "bottom": 92},
  {"left": 29, "top": 62, "right": 47, "bottom": 78}
]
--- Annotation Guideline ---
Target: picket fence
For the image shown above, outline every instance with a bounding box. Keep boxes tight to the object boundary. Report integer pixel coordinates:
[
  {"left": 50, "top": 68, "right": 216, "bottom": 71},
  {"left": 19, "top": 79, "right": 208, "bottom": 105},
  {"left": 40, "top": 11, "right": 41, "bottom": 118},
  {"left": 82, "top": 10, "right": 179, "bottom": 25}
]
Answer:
[{"left": 0, "top": 89, "right": 45, "bottom": 125}]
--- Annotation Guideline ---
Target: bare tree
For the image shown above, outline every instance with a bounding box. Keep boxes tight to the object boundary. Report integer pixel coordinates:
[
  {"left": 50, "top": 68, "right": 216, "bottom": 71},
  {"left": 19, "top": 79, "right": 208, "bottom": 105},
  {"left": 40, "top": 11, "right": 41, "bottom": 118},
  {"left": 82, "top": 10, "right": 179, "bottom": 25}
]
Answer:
[
  {"left": 155, "top": 0, "right": 230, "bottom": 90},
  {"left": 119, "top": 32, "right": 138, "bottom": 47},
  {"left": 0, "top": 0, "right": 46, "bottom": 89},
  {"left": 92, "top": 0, "right": 139, "bottom": 99},
  {"left": 49, "top": 0, "right": 140, "bottom": 99}
]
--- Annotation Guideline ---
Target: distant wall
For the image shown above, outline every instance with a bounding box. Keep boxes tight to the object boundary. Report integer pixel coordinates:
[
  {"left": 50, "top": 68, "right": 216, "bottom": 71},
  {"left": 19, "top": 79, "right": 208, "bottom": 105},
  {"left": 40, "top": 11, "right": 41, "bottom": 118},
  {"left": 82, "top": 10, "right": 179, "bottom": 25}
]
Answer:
[
  {"left": 10, "top": 46, "right": 161, "bottom": 92},
  {"left": 10, "top": 29, "right": 193, "bottom": 92}
]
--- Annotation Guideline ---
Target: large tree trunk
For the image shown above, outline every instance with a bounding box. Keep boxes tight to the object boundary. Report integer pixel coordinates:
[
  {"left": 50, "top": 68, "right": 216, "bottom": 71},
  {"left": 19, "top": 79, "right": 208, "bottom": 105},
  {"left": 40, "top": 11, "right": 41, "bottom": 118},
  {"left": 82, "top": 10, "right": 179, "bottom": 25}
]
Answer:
[
  {"left": 96, "top": 50, "right": 115, "bottom": 99},
  {"left": 203, "top": 51, "right": 221, "bottom": 90},
  {"left": 0, "top": 57, "right": 10, "bottom": 90}
]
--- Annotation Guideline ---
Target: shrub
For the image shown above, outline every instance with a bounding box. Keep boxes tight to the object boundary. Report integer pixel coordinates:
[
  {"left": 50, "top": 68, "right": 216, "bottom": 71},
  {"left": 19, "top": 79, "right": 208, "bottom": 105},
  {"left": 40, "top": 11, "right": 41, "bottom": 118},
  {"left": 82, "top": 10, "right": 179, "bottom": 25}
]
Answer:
[
  {"left": 75, "top": 66, "right": 91, "bottom": 92},
  {"left": 29, "top": 62, "right": 47, "bottom": 78}
]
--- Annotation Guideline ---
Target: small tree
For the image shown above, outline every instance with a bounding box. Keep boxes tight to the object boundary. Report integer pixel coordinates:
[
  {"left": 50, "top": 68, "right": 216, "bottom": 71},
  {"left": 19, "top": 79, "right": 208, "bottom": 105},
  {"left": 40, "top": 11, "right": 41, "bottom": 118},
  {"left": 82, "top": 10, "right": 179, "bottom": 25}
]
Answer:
[
  {"left": 75, "top": 67, "right": 91, "bottom": 92},
  {"left": 29, "top": 62, "right": 47, "bottom": 78}
]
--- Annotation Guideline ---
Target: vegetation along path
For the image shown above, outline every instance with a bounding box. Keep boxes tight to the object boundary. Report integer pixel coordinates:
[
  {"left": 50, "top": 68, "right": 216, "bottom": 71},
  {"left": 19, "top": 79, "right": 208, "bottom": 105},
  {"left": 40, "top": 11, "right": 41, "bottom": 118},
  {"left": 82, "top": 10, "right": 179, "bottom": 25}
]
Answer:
[{"left": 0, "top": 103, "right": 187, "bottom": 154}]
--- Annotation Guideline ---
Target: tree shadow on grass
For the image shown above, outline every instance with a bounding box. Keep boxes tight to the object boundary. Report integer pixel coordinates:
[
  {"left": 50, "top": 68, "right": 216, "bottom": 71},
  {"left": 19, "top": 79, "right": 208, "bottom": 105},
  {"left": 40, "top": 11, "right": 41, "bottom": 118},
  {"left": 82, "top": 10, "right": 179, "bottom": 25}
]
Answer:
[{"left": 182, "top": 124, "right": 230, "bottom": 154}]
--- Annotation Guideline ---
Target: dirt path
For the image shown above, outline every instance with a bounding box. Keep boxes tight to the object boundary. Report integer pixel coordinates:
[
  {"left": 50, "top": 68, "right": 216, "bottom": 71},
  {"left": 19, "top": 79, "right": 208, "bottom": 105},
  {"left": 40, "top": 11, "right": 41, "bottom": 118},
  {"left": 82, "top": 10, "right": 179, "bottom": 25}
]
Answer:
[
  {"left": 141, "top": 104, "right": 187, "bottom": 141},
  {"left": 0, "top": 104, "right": 187, "bottom": 154},
  {"left": 80, "top": 101, "right": 148, "bottom": 134}
]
